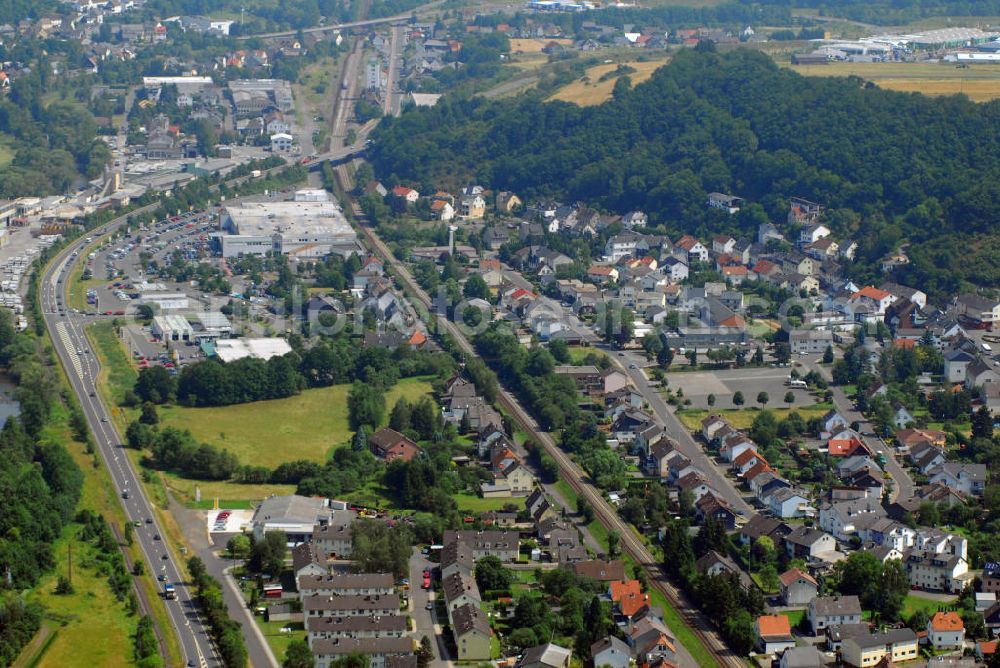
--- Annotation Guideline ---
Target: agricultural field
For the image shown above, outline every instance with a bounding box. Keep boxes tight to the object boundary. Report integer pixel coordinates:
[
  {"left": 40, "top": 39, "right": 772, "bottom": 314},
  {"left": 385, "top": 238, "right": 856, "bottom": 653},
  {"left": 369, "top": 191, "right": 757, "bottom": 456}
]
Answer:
[
  {"left": 509, "top": 38, "right": 572, "bottom": 53},
  {"left": 788, "top": 61, "right": 1000, "bottom": 102},
  {"left": 549, "top": 58, "right": 669, "bottom": 106}
]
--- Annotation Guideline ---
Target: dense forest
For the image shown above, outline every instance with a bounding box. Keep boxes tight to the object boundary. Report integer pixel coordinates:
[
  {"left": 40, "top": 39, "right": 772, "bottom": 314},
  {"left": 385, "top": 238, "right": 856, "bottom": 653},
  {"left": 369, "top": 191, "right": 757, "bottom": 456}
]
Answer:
[
  {"left": 0, "top": 302, "right": 84, "bottom": 664},
  {"left": 371, "top": 48, "right": 1000, "bottom": 297}
]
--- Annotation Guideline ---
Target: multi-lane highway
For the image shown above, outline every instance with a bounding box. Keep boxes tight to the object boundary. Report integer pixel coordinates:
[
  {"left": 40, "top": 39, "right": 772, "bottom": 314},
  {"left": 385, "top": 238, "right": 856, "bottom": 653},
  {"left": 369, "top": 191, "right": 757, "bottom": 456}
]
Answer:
[{"left": 42, "top": 233, "right": 219, "bottom": 668}]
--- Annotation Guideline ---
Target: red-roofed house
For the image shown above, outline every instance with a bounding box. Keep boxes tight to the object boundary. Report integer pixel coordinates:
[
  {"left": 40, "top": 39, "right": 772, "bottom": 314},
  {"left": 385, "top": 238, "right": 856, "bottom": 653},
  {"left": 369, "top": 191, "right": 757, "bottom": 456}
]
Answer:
[
  {"left": 850, "top": 286, "right": 896, "bottom": 316},
  {"left": 755, "top": 615, "right": 795, "bottom": 654},
  {"left": 722, "top": 265, "right": 748, "bottom": 285},
  {"left": 928, "top": 611, "right": 965, "bottom": 649},
  {"left": 828, "top": 434, "right": 869, "bottom": 458},
  {"left": 674, "top": 235, "right": 708, "bottom": 262},
  {"left": 609, "top": 580, "right": 649, "bottom": 620},
  {"left": 430, "top": 199, "right": 455, "bottom": 221},
  {"left": 369, "top": 428, "right": 422, "bottom": 463},
  {"left": 391, "top": 186, "right": 419, "bottom": 203},
  {"left": 751, "top": 259, "right": 780, "bottom": 279},
  {"left": 779, "top": 568, "right": 818, "bottom": 606}
]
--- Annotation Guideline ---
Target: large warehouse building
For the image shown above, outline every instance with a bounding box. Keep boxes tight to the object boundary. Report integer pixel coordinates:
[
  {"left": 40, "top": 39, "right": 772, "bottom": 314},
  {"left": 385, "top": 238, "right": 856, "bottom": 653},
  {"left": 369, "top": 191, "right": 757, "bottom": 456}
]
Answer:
[{"left": 218, "top": 190, "right": 358, "bottom": 259}]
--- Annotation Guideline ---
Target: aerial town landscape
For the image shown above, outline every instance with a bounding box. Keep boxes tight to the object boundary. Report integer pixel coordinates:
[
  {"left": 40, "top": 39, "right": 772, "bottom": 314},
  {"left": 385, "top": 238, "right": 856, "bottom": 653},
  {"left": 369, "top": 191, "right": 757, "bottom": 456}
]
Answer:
[{"left": 8, "top": 0, "right": 1000, "bottom": 666}]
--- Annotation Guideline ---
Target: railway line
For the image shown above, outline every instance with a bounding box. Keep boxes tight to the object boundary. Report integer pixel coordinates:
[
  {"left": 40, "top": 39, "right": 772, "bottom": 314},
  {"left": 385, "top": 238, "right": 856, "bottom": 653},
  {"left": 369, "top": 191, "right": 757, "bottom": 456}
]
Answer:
[{"left": 344, "top": 194, "right": 745, "bottom": 668}]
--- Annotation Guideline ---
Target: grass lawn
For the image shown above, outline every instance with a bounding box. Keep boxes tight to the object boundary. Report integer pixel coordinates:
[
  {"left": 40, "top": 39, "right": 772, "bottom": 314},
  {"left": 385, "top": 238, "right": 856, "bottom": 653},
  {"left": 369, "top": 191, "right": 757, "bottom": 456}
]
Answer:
[
  {"left": 567, "top": 345, "right": 606, "bottom": 364},
  {"left": 675, "top": 404, "right": 834, "bottom": 431},
  {"left": 647, "top": 588, "right": 719, "bottom": 668},
  {"left": 553, "top": 479, "right": 579, "bottom": 508},
  {"left": 87, "top": 320, "right": 434, "bottom": 469},
  {"left": 747, "top": 318, "right": 780, "bottom": 338},
  {"left": 255, "top": 618, "right": 304, "bottom": 663},
  {"left": 452, "top": 494, "right": 520, "bottom": 513},
  {"left": 903, "top": 593, "right": 955, "bottom": 619},
  {"left": 26, "top": 524, "right": 134, "bottom": 668},
  {"left": 782, "top": 609, "right": 806, "bottom": 630},
  {"left": 153, "top": 377, "right": 433, "bottom": 469},
  {"left": 548, "top": 58, "right": 669, "bottom": 106}
]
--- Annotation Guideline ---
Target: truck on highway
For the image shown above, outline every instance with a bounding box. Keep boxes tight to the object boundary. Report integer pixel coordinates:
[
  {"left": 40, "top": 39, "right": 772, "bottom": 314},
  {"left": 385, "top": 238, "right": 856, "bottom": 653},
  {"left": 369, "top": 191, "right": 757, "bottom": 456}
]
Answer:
[{"left": 163, "top": 582, "right": 176, "bottom": 599}]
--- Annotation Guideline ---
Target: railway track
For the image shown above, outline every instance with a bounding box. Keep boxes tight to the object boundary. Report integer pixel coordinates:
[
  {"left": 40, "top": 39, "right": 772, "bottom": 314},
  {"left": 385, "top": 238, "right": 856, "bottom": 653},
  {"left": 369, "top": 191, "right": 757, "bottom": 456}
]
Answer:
[{"left": 344, "top": 192, "right": 744, "bottom": 668}]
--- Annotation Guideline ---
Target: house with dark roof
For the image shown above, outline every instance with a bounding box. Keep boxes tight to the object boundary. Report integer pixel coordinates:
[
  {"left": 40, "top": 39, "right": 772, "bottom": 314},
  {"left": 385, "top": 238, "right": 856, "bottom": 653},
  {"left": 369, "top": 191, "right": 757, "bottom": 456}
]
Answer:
[
  {"left": 572, "top": 560, "right": 625, "bottom": 582},
  {"left": 368, "top": 428, "right": 422, "bottom": 463},
  {"left": 784, "top": 526, "right": 836, "bottom": 560},
  {"left": 590, "top": 636, "right": 631, "bottom": 668},
  {"left": 452, "top": 603, "right": 491, "bottom": 660},
  {"left": 808, "top": 595, "right": 862, "bottom": 634},
  {"left": 779, "top": 568, "right": 818, "bottom": 606}
]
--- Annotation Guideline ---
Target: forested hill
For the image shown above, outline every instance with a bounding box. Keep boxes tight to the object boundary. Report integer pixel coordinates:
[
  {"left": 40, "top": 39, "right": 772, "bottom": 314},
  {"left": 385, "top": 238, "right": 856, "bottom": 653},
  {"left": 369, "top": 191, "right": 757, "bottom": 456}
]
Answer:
[{"left": 370, "top": 48, "right": 1000, "bottom": 296}]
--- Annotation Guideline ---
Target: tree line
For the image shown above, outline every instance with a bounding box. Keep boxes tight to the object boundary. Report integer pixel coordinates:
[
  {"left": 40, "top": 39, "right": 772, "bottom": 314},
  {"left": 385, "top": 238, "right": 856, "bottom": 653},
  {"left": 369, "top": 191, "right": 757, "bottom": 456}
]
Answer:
[{"left": 134, "top": 342, "right": 456, "bottom": 409}]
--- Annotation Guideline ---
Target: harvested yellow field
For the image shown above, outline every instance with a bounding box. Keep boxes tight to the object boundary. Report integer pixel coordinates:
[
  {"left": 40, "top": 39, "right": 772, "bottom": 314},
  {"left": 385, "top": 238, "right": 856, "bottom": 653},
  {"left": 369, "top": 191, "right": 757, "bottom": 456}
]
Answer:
[
  {"left": 873, "top": 78, "right": 1000, "bottom": 102},
  {"left": 549, "top": 59, "right": 668, "bottom": 106},
  {"left": 789, "top": 61, "right": 1000, "bottom": 102},
  {"left": 509, "top": 38, "right": 572, "bottom": 53}
]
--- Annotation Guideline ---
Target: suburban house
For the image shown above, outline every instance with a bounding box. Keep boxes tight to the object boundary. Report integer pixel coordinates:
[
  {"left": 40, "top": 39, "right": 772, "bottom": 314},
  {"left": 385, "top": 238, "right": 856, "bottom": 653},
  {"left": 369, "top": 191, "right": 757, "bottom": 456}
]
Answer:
[
  {"left": 779, "top": 568, "right": 818, "bottom": 606},
  {"left": 784, "top": 525, "right": 837, "bottom": 560},
  {"left": 590, "top": 637, "right": 631, "bottom": 668},
  {"left": 755, "top": 615, "right": 796, "bottom": 655},
  {"left": 442, "top": 572, "right": 481, "bottom": 614},
  {"left": 928, "top": 612, "right": 965, "bottom": 649},
  {"left": 519, "top": 643, "right": 572, "bottom": 668},
  {"left": 808, "top": 596, "right": 863, "bottom": 635},
  {"left": 840, "top": 629, "right": 919, "bottom": 668},
  {"left": 452, "top": 603, "right": 491, "bottom": 660},
  {"left": 368, "top": 428, "right": 422, "bottom": 463},
  {"left": 442, "top": 530, "right": 520, "bottom": 562},
  {"left": 928, "top": 462, "right": 988, "bottom": 497}
]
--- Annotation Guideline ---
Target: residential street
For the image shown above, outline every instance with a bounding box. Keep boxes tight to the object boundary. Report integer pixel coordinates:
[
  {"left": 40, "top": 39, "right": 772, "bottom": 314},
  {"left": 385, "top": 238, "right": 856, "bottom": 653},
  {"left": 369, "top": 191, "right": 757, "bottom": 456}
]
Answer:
[
  {"left": 408, "top": 550, "right": 453, "bottom": 668},
  {"left": 613, "top": 348, "right": 753, "bottom": 515},
  {"left": 803, "top": 358, "right": 916, "bottom": 502}
]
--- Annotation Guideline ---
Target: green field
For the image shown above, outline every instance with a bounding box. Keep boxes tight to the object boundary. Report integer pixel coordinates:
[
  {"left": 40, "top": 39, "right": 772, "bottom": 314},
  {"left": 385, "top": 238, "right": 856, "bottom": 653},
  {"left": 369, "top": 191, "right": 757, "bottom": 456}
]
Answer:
[
  {"left": 87, "top": 320, "right": 434, "bottom": 468},
  {"left": 567, "top": 346, "right": 606, "bottom": 364},
  {"left": 256, "top": 618, "right": 304, "bottom": 663},
  {"left": 154, "top": 377, "right": 433, "bottom": 468},
  {"left": 26, "top": 524, "right": 135, "bottom": 668},
  {"left": 675, "top": 404, "right": 833, "bottom": 431},
  {"left": 452, "top": 493, "right": 521, "bottom": 513},
  {"left": 902, "top": 593, "right": 956, "bottom": 619}
]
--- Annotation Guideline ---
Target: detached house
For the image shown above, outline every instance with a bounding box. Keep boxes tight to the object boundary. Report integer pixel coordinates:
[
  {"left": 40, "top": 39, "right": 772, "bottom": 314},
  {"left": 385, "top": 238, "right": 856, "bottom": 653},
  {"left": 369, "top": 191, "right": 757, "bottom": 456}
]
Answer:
[
  {"left": 674, "top": 235, "right": 708, "bottom": 263},
  {"left": 808, "top": 595, "right": 862, "bottom": 635},
  {"left": 928, "top": 462, "right": 987, "bottom": 497},
  {"left": 779, "top": 568, "right": 818, "bottom": 606}
]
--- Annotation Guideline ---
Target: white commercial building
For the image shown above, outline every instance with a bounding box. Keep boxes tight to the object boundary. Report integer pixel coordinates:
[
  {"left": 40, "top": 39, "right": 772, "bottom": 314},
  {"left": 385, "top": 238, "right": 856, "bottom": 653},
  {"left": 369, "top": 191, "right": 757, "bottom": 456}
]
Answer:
[
  {"left": 151, "top": 315, "right": 193, "bottom": 341},
  {"left": 219, "top": 190, "right": 357, "bottom": 259},
  {"left": 214, "top": 337, "right": 292, "bottom": 362},
  {"left": 195, "top": 312, "right": 233, "bottom": 339},
  {"left": 141, "top": 292, "right": 190, "bottom": 310}
]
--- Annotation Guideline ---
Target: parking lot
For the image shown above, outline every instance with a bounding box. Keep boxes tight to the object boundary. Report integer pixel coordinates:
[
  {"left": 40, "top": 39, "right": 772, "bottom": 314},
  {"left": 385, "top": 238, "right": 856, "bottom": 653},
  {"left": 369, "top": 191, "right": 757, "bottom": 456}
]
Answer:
[
  {"left": 206, "top": 508, "right": 254, "bottom": 534},
  {"left": 666, "top": 353, "right": 825, "bottom": 410}
]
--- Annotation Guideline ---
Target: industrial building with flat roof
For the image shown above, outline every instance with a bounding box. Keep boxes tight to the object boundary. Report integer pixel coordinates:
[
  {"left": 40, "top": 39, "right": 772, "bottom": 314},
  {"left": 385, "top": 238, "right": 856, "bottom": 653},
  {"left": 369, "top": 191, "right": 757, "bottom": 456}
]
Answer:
[
  {"left": 219, "top": 190, "right": 357, "bottom": 259},
  {"left": 152, "top": 315, "right": 193, "bottom": 341},
  {"left": 213, "top": 337, "right": 293, "bottom": 362}
]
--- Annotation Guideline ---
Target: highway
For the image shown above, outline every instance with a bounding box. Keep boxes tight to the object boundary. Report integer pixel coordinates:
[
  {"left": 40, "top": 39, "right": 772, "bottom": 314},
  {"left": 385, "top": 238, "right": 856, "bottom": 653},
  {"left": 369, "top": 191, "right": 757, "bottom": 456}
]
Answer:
[
  {"left": 42, "top": 233, "right": 219, "bottom": 668},
  {"left": 34, "top": 156, "right": 302, "bottom": 667},
  {"left": 346, "top": 200, "right": 746, "bottom": 668}
]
